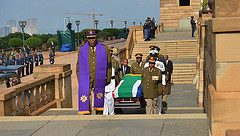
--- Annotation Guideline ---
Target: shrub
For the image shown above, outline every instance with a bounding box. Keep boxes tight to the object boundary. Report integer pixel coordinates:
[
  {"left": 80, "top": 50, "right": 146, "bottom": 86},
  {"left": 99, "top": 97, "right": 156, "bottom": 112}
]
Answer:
[
  {"left": 8, "top": 38, "right": 23, "bottom": 48},
  {"left": 47, "top": 37, "right": 58, "bottom": 45},
  {"left": 25, "top": 37, "right": 42, "bottom": 48}
]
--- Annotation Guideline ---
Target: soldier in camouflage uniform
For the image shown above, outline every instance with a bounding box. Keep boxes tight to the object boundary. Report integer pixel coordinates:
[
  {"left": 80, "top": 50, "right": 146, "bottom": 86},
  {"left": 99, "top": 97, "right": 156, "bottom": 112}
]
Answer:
[
  {"left": 76, "top": 29, "right": 112, "bottom": 115},
  {"left": 130, "top": 53, "right": 145, "bottom": 74}
]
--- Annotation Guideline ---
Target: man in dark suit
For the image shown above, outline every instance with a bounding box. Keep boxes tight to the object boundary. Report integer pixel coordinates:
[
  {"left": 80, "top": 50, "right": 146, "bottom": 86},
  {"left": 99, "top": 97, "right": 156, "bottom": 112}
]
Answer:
[
  {"left": 121, "top": 59, "right": 131, "bottom": 77},
  {"left": 50, "top": 41, "right": 55, "bottom": 56},
  {"left": 163, "top": 55, "right": 173, "bottom": 109}
]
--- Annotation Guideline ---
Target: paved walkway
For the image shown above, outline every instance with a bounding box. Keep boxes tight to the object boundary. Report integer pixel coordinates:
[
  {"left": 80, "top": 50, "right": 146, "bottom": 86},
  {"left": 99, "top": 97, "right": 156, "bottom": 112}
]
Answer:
[{"left": 0, "top": 114, "right": 209, "bottom": 136}]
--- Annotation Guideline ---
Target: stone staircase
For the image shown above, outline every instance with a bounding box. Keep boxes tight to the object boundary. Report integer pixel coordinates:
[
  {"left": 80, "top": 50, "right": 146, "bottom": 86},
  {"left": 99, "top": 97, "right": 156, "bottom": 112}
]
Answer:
[
  {"left": 129, "top": 40, "right": 198, "bottom": 84},
  {"left": 131, "top": 40, "right": 198, "bottom": 60}
]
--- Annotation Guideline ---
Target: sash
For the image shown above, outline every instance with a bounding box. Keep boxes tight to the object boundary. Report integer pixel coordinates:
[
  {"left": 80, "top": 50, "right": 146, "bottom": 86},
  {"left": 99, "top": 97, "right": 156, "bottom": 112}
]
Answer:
[{"left": 78, "top": 42, "right": 107, "bottom": 114}]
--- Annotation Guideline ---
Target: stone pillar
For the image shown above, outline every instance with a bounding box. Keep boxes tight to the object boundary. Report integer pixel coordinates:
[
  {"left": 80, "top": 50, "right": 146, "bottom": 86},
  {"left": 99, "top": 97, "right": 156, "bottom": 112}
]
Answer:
[
  {"left": 33, "top": 64, "right": 73, "bottom": 108},
  {"left": 204, "top": 0, "right": 240, "bottom": 135}
]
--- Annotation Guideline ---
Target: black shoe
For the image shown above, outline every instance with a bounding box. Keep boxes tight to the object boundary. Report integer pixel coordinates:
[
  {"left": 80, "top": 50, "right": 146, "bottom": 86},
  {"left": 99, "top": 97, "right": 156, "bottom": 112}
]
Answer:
[{"left": 162, "top": 101, "right": 167, "bottom": 108}]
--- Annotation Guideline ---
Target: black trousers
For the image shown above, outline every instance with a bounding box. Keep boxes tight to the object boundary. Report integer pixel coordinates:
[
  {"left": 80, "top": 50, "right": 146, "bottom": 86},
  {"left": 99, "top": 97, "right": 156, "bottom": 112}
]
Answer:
[
  {"left": 26, "top": 64, "right": 29, "bottom": 75},
  {"left": 30, "top": 63, "right": 33, "bottom": 74},
  {"left": 21, "top": 67, "right": 24, "bottom": 77},
  {"left": 35, "top": 61, "right": 38, "bottom": 66},
  {"left": 150, "top": 29, "right": 155, "bottom": 38},
  {"left": 40, "top": 60, "right": 43, "bottom": 65},
  {"left": 18, "top": 69, "right": 21, "bottom": 77}
]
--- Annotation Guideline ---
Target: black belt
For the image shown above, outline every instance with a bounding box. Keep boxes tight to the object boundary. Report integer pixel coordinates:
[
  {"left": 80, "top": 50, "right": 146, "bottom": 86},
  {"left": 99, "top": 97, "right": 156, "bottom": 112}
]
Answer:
[{"left": 111, "top": 76, "right": 115, "bottom": 79}]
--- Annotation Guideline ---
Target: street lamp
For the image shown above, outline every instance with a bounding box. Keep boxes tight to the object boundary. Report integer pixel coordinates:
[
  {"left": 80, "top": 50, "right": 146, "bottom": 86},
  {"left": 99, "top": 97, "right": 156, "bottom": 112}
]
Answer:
[
  {"left": 110, "top": 20, "right": 114, "bottom": 28},
  {"left": 133, "top": 22, "right": 136, "bottom": 26},
  {"left": 94, "top": 20, "right": 99, "bottom": 29},
  {"left": 75, "top": 20, "right": 80, "bottom": 47},
  {"left": 18, "top": 20, "right": 27, "bottom": 45},
  {"left": 124, "top": 21, "right": 127, "bottom": 28}
]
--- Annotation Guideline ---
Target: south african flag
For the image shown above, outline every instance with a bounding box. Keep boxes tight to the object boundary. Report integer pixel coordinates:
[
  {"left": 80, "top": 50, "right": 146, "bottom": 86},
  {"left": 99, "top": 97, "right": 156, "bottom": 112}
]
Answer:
[{"left": 114, "top": 74, "right": 142, "bottom": 98}]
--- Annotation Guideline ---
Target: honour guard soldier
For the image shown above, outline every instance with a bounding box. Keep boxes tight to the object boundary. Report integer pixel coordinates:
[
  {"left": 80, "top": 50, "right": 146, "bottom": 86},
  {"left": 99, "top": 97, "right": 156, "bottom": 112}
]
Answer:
[
  {"left": 130, "top": 53, "right": 145, "bottom": 74},
  {"left": 76, "top": 29, "right": 112, "bottom": 115},
  {"left": 29, "top": 51, "right": 34, "bottom": 74},
  {"left": 190, "top": 16, "right": 196, "bottom": 37},
  {"left": 24, "top": 53, "right": 29, "bottom": 75},
  {"left": 109, "top": 47, "right": 120, "bottom": 85},
  {"left": 4, "top": 52, "right": 9, "bottom": 60},
  {"left": 34, "top": 49, "right": 39, "bottom": 66},
  {"left": 10, "top": 51, "right": 15, "bottom": 62},
  {"left": 20, "top": 53, "right": 25, "bottom": 77},
  {"left": 141, "top": 57, "right": 163, "bottom": 114},
  {"left": 144, "top": 48, "right": 166, "bottom": 114},
  {"left": 49, "top": 50, "right": 54, "bottom": 64},
  {"left": 9, "top": 55, "right": 15, "bottom": 65},
  {"left": 0, "top": 59, "right": 3, "bottom": 65},
  {"left": 39, "top": 49, "right": 44, "bottom": 65},
  {"left": 4, "top": 56, "right": 9, "bottom": 66},
  {"left": 0, "top": 53, "right": 3, "bottom": 62},
  {"left": 16, "top": 54, "right": 21, "bottom": 77}
]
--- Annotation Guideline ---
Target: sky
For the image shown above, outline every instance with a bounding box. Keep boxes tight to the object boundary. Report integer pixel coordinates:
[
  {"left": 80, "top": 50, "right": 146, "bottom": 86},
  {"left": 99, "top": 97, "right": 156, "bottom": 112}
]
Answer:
[{"left": 0, "top": 0, "right": 160, "bottom": 34}]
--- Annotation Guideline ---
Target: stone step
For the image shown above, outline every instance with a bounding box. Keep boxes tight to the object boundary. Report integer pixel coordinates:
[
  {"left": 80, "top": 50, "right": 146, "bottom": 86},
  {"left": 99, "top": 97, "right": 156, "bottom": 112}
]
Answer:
[
  {"left": 172, "top": 81, "right": 193, "bottom": 84},
  {"left": 40, "top": 108, "right": 205, "bottom": 116},
  {"left": 165, "top": 107, "right": 204, "bottom": 114},
  {"left": 132, "top": 50, "right": 197, "bottom": 54},
  {"left": 173, "top": 70, "right": 196, "bottom": 73}
]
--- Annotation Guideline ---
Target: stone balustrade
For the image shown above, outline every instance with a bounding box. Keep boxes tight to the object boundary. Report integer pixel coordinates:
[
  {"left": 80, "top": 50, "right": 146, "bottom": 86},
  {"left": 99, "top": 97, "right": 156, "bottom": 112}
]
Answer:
[{"left": 0, "top": 64, "right": 72, "bottom": 116}]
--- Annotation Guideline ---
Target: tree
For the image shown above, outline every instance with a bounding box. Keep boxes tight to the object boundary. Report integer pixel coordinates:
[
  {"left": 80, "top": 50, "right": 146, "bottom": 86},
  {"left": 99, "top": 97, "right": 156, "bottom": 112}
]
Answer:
[
  {"left": 47, "top": 37, "right": 58, "bottom": 45},
  {"left": 8, "top": 38, "right": 23, "bottom": 48},
  {"left": 25, "top": 37, "right": 42, "bottom": 48},
  {"left": 98, "top": 31, "right": 112, "bottom": 40},
  {"left": 102, "top": 28, "right": 120, "bottom": 37},
  {"left": 32, "top": 34, "right": 49, "bottom": 43}
]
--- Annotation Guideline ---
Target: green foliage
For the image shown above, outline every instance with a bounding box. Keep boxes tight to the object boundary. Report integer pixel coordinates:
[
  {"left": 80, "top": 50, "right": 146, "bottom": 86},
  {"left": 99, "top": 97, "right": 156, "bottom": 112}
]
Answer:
[
  {"left": 98, "top": 31, "right": 112, "bottom": 39},
  {"left": 5, "top": 32, "right": 31, "bottom": 41},
  {"left": 25, "top": 37, "right": 42, "bottom": 48},
  {"left": 8, "top": 38, "right": 23, "bottom": 48},
  {"left": 201, "top": 0, "right": 208, "bottom": 7},
  {"left": 47, "top": 37, "right": 58, "bottom": 45},
  {"left": 101, "top": 28, "right": 120, "bottom": 37}
]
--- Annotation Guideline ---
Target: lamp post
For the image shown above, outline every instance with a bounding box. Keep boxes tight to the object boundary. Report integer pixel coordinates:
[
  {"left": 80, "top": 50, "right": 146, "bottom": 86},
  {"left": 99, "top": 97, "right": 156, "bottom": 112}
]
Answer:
[
  {"left": 75, "top": 20, "right": 80, "bottom": 47},
  {"left": 110, "top": 20, "right": 114, "bottom": 28},
  {"left": 94, "top": 20, "right": 99, "bottom": 29},
  {"left": 18, "top": 20, "right": 27, "bottom": 45},
  {"left": 124, "top": 21, "right": 127, "bottom": 28},
  {"left": 133, "top": 22, "right": 136, "bottom": 26}
]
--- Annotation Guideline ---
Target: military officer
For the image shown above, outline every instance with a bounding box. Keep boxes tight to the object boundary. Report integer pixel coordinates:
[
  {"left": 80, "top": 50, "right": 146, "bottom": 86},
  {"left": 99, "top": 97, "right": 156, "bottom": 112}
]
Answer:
[
  {"left": 10, "top": 51, "right": 15, "bottom": 62},
  {"left": 141, "top": 57, "right": 163, "bottom": 114},
  {"left": 34, "top": 49, "right": 39, "bottom": 66},
  {"left": 29, "top": 51, "right": 34, "bottom": 74},
  {"left": 39, "top": 49, "right": 44, "bottom": 65},
  {"left": 16, "top": 54, "right": 21, "bottom": 77},
  {"left": 0, "top": 53, "right": 3, "bottom": 62},
  {"left": 109, "top": 47, "right": 120, "bottom": 85},
  {"left": 24, "top": 53, "right": 29, "bottom": 75},
  {"left": 49, "top": 50, "right": 54, "bottom": 64},
  {"left": 4, "top": 52, "right": 9, "bottom": 60},
  {"left": 4, "top": 56, "right": 9, "bottom": 66},
  {"left": 130, "top": 53, "right": 145, "bottom": 74},
  {"left": 20, "top": 53, "right": 25, "bottom": 77},
  {"left": 9, "top": 55, "right": 15, "bottom": 65},
  {"left": 76, "top": 29, "right": 112, "bottom": 115},
  {"left": 0, "top": 59, "right": 3, "bottom": 65}
]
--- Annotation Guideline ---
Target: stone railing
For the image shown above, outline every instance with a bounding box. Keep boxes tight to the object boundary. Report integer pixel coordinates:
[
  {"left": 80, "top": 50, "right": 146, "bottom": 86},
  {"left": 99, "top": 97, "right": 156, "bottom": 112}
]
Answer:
[
  {"left": 125, "top": 26, "right": 144, "bottom": 59},
  {"left": 0, "top": 64, "right": 72, "bottom": 116}
]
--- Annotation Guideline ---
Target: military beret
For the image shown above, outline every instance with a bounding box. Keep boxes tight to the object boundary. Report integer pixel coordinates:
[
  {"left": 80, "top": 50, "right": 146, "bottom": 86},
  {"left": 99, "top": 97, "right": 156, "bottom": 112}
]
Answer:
[
  {"left": 149, "top": 57, "right": 156, "bottom": 64},
  {"left": 85, "top": 29, "right": 98, "bottom": 38},
  {"left": 149, "top": 45, "right": 158, "bottom": 49},
  {"left": 135, "top": 53, "right": 143, "bottom": 58}
]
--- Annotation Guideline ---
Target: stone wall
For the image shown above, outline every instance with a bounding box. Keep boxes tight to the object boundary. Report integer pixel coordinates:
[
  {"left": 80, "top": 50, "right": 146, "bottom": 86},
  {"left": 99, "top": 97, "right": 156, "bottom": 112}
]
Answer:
[
  {"left": 203, "top": 0, "right": 240, "bottom": 135},
  {"left": 160, "top": 0, "right": 201, "bottom": 31}
]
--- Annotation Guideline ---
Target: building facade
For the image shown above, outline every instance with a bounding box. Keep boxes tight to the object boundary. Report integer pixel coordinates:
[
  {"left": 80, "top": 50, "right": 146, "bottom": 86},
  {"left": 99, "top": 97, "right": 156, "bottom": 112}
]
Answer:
[
  {"left": 25, "top": 18, "right": 38, "bottom": 35},
  {"left": 159, "top": 0, "right": 201, "bottom": 31}
]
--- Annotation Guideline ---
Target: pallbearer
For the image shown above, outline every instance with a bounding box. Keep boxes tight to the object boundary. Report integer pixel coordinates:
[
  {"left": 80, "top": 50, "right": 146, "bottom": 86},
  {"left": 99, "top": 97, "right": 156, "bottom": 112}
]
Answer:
[
  {"left": 76, "top": 29, "right": 112, "bottom": 115},
  {"left": 34, "top": 49, "right": 39, "bottom": 66},
  {"left": 49, "top": 50, "right": 54, "bottom": 64},
  {"left": 130, "top": 53, "right": 145, "bottom": 74},
  {"left": 29, "top": 51, "right": 34, "bottom": 74},
  {"left": 39, "top": 49, "right": 44, "bottom": 65}
]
